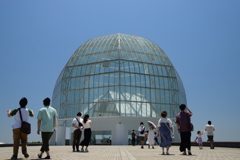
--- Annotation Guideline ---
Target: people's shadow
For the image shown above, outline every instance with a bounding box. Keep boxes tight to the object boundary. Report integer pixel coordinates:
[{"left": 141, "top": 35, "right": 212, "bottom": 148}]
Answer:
[
  {"left": 179, "top": 154, "right": 197, "bottom": 156},
  {"left": 159, "top": 154, "right": 175, "bottom": 156}
]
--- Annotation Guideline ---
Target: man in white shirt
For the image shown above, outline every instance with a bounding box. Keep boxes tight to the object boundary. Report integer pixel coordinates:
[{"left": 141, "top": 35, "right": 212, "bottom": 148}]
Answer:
[
  {"left": 72, "top": 112, "right": 83, "bottom": 152},
  {"left": 138, "top": 122, "right": 145, "bottom": 149},
  {"left": 205, "top": 121, "right": 215, "bottom": 149},
  {"left": 7, "top": 97, "right": 34, "bottom": 160}
]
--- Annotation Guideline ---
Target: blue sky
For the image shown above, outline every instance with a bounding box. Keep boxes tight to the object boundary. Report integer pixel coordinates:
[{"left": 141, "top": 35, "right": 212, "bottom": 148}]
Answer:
[{"left": 0, "top": 1, "right": 240, "bottom": 143}]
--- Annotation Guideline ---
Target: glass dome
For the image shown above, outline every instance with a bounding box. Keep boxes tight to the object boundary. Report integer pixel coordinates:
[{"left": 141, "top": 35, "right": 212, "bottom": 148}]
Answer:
[{"left": 52, "top": 33, "right": 187, "bottom": 126}]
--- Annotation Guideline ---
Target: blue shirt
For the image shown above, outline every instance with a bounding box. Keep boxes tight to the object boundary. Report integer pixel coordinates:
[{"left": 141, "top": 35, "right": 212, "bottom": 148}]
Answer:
[{"left": 37, "top": 106, "right": 57, "bottom": 132}]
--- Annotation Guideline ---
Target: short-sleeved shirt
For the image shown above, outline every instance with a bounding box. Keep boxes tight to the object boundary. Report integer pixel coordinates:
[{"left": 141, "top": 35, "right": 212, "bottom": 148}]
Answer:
[
  {"left": 82, "top": 120, "right": 91, "bottom": 129},
  {"left": 197, "top": 134, "right": 202, "bottom": 138},
  {"left": 176, "top": 112, "right": 192, "bottom": 132},
  {"left": 131, "top": 132, "right": 136, "bottom": 138},
  {"left": 138, "top": 126, "right": 145, "bottom": 137},
  {"left": 37, "top": 106, "right": 57, "bottom": 132},
  {"left": 72, "top": 117, "right": 83, "bottom": 131},
  {"left": 157, "top": 118, "right": 173, "bottom": 128},
  {"left": 205, "top": 125, "right": 215, "bottom": 135},
  {"left": 10, "top": 108, "right": 33, "bottom": 129}
]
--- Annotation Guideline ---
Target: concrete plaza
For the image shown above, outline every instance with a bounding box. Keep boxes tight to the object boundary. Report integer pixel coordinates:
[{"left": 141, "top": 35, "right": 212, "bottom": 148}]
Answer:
[{"left": 1, "top": 145, "right": 239, "bottom": 160}]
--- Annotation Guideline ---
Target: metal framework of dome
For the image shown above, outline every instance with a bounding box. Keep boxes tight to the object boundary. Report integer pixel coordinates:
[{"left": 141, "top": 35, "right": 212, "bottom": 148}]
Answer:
[{"left": 52, "top": 33, "right": 186, "bottom": 127}]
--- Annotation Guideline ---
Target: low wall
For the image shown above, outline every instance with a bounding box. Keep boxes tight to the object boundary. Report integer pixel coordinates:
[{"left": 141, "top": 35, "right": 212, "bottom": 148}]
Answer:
[
  {"left": 0, "top": 143, "right": 42, "bottom": 147},
  {"left": 171, "top": 142, "right": 240, "bottom": 148},
  {"left": 1, "top": 142, "right": 239, "bottom": 148}
]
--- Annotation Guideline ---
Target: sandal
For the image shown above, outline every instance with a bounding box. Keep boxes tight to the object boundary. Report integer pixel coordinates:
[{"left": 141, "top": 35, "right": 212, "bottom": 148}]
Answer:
[{"left": 38, "top": 153, "right": 42, "bottom": 159}]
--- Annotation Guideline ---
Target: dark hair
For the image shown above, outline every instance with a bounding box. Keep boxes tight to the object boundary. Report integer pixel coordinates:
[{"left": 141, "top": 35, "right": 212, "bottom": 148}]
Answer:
[
  {"left": 140, "top": 122, "right": 144, "bottom": 125},
  {"left": 161, "top": 111, "right": 167, "bottom": 118},
  {"left": 43, "top": 98, "right": 51, "bottom": 106},
  {"left": 197, "top": 131, "right": 201, "bottom": 134},
  {"left": 208, "top": 121, "right": 212, "bottom": 125},
  {"left": 83, "top": 114, "right": 89, "bottom": 123},
  {"left": 77, "top": 112, "right": 82, "bottom": 116},
  {"left": 179, "top": 104, "right": 186, "bottom": 111},
  {"left": 19, "top": 97, "right": 28, "bottom": 108},
  {"left": 133, "top": 130, "right": 135, "bottom": 131}
]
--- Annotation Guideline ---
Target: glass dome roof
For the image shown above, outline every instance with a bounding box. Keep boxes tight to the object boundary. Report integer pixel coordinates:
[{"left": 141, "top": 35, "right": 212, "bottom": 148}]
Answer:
[{"left": 52, "top": 33, "right": 186, "bottom": 126}]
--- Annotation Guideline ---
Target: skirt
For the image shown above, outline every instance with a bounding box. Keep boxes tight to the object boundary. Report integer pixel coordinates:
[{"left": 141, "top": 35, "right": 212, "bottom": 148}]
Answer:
[{"left": 196, "top": 137, "right": 202, "bottom": 144}]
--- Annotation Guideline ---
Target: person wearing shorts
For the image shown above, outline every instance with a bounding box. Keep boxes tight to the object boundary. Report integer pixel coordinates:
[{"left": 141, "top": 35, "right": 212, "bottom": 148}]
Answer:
[{"left": 205, "top": 121, "right": 215, "bottom": 149}]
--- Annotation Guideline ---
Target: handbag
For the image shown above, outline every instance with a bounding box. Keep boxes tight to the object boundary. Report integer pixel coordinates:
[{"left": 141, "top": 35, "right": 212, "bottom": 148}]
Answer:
[
  {"left": 187, "top": 113, "right": 194, "bottom": 131},
  {"left": 18, "top": 108, "right": 31, "bottom": 134},
  {"left": 190, "top": 123, "right": 194, "bottom": 131},
  {"left": 140, "top": 127, "right": 145, "bottom": 134}
]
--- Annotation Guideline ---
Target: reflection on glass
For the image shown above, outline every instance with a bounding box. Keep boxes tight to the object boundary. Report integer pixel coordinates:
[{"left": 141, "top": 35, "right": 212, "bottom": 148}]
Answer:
[{"left": 52, "top": 33, "right": 187, "bottom": 127}]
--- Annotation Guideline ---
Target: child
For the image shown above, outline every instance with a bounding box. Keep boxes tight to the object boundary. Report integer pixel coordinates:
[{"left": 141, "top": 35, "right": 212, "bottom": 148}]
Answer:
[{"left": 195, "top": 130, "right": 204, "bottom": 149}]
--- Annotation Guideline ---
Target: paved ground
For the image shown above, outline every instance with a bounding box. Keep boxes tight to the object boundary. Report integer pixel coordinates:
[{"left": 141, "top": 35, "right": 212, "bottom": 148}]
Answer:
[{"left": 1, "top": 145, "right": 240, "bottom": 160}]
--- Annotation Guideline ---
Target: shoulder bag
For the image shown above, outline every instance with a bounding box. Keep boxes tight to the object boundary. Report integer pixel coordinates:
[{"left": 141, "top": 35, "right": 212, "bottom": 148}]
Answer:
[
  {"left": 76, "top": 118, "right": 83, "bottom": 127},
  {"left": 18, "top": 108, "right": 31, "bottom": 134},
  {"left": 187, "top": 113, "right": 194, "bottom": 131}
]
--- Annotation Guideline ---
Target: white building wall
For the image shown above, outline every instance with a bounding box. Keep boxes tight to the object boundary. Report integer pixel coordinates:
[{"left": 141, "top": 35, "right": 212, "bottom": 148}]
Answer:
[
  {"left": 56, "top": 126, "right": 66, "bottom": 145},
  {"left": 57, "top": 116, "right": 180, "bottom": 145}
]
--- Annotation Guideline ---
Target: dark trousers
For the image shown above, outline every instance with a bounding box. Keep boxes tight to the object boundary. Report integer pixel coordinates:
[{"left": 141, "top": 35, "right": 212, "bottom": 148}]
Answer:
[
  {"left": 180, "top": 131, "right": 191, "bottom": 152},
  {"left": 154, "top": 137, "right": 159, "bottom": 145},
  {"left": 72, "top": 129, "right": 82, "bottom": 150},
  {"left": 80, "top": 128, "right": 91, "bottom": 147},
  {"left": 40, "top": 132, "right": 53, "bottom": 152},
  {"left": 132, "top": 138, "right": 135, "bottom": 145}
]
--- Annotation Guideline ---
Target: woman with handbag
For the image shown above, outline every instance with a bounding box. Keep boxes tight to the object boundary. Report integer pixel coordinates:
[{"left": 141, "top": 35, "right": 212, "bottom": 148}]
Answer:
[
  {"left": 157, "top": 111, "right": 174, "bottom": 155},
  {"left": 176, "top": 104, "right": 193, "bottom": 155}
]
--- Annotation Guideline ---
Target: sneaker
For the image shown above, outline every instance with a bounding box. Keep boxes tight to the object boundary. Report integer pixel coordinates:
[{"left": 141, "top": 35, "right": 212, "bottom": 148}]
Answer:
[
  {"left": 141, "top": 146, "right": 144, "bottom": 149},
  {"left": 72, "top": 150, "right": 76, "bottom": 152},
  {"left": 44, "top": 155, "right": 51, "bottom": 159},
  {"left": 166, "top": 152, "right": 169, "bottom": 155},
  {"left": 11, "top": 155, "right": 17, "bottom": 160},
  {"left": 182, "top": 151, "right": 186, "bottom": 155},
  {"left": 80, "top": 149, "right": 84, "bottom": 152},
  {"left": 162, "top": 152, "right": 165, "bottom": 155},
  {"left": 76, "top": 150, "right": 80, "bottom": 152},
  {"left": 188, "top": 151, "right": 192, "bottom": 155},
  {"left": 85, "top": 149, "right": 88, "bottom": 152},
  {"left": 152, "top": 146, "right": 154, "bottom": 149},
  {"left": 23, "top": 151, "right": 29, "bottom": 158}
]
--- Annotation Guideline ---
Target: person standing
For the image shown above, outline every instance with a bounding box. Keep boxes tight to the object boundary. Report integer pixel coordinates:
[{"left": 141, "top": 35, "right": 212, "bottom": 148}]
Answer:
[
  {"left": 37, "top": 98, "right": 57, "bottom": 159},
  {"left": 147, "top": 124, "right": 156, "bottom": 149},
  {"left": 72, "top": 112, "right": 83, "bottom": 152},
  {"left": 7, "top": 97, "right": 34, "bottom": 160},
  {"left": 205, "top": 121, "right": 215, "bottom": 149},
  {"left": 138, "top": 122, "right": 145, "bottom": 149},
  {"left": 176, "top": 104, "right": 193, "bottom": 155},
  {"left": 154, "top": 132, "right": 159, "bottom": 145},
  {"left": 195, "top": 130, "right": 204, "bottom": 149},
  {"left": 80, "top": 114, "right": 92, "bottom": 152},
  {"left": 157, "top": 111, "right": 174, "bottom": 155},
  {"left": 131, "top": 130, "right": 136, "bottom": 146}
]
